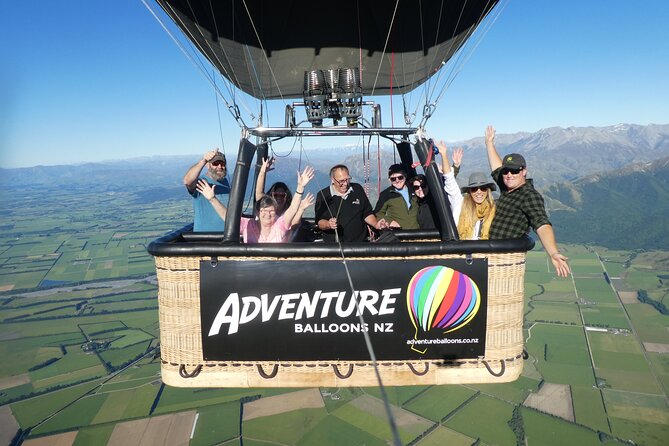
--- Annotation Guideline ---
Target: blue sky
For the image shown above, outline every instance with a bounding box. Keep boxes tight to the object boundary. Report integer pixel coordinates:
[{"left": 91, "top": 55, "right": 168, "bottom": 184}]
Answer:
[{"left": 2, "top": 0, "right": 668, "bottom": 168}]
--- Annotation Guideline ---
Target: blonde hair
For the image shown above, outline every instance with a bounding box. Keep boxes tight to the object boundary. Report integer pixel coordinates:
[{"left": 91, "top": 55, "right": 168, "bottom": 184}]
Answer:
[{"left": 457, "top": 189, "right": 496, "bottom": 240}]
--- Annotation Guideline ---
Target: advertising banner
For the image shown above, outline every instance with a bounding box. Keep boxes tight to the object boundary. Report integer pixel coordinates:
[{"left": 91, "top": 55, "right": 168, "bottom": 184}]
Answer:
[{"left": 200, "top": 258, "right": 488, "bottom": 361}]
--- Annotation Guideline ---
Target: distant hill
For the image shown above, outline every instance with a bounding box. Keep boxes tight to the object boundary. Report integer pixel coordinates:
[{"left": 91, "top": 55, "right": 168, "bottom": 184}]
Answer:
[
  {"left": 3, "top": 123, "right": 668, "bottom": 193},
  {"left": 544, "top": 156, "right": 669, "bottom": 250},
  {"left": 2, "top": 123, "right": 669, "bottom": 250},
  {"left": 448, "top": 123, "right": 669, "bottom": 189}
]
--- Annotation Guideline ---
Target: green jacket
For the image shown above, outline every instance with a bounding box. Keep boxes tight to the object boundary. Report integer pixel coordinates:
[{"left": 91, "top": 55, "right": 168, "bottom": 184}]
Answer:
[{"left": 374, "top": 187, "right": 419, "bottom": 229}]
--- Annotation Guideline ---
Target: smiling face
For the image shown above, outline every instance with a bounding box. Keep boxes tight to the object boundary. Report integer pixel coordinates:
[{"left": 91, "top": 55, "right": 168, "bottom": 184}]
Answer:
[
  {"left": 258, "top": 205, "right": 277, "bottom": 226},
  {"left": 270, "top": 187, "right": 288, "bottom": 211},
  {"left": 331, "top": 167, "right": 351, "bottom": 195},
  {"left": 501, "top": 167, "right": 527, "bottom": 191},
  {"left": 469, "top": 187, "right": 492, "bottom": 205},
  {"left": 207, "top": 160, "right": 227, "bottom": 181},
  {"left": 412, "top": 180, "right": 428, "bottom": 198},
  {"left": 389, "top": 173, "right": 406, "bottom": 190}
]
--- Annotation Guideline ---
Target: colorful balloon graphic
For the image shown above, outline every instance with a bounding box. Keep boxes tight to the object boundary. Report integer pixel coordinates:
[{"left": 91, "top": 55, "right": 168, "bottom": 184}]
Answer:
[{"left": 407, "top": 266, "right": 481, "bottom": 334}]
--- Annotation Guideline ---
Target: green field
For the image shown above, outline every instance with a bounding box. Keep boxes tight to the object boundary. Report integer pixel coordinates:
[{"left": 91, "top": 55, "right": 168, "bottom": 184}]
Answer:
[
  {"left": 403, "top": 385, "right": 477, "bottom": 422},
  {"left": 444, "top": 394, "right": 516, "bottom": 446},
  {"left": 526, "top": 301, "right": 582, "bottom": 325},
  {"left": 1, "top": 177, "right": 667, "bottom": 446}
]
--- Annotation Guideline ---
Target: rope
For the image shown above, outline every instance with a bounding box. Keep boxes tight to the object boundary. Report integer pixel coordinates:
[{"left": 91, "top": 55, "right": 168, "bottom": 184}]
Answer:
[
  {"left": 370, "top": 0, "right": 401, "bottom": 96},
  {"left": 390, "top": 52, "right": 395, "bottom": 128},
  {"left": 420, "top": 0, "right": 506, "bottom": 128},
  {"left": 240, "top": 0, "right": 286, "bottom": 103},
  {"left": 213, "top": 69, "right": 226, "bottom": 156},
  {"left": 142, "top": 0, "right": 248, "bottom": 129},
  {"left": 297, "top": 146, "right": 401, "bottom": 446}
]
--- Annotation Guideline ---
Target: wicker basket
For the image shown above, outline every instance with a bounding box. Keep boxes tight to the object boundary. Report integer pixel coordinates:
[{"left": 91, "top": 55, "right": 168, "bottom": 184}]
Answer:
[{"left": 154, "top": 251, "right": 526, "bottom": 387}]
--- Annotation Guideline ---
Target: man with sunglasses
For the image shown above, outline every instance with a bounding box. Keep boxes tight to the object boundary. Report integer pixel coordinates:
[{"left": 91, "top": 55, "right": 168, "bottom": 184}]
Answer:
[
  {"left": 183, "top": 149, "right": 231, "bottom": 232},
  {"left": 374, "top": 164, "right": 420, "bottom": 230},
  {"left": 485, "top": 126, "right": 571, "bottom": 277}
]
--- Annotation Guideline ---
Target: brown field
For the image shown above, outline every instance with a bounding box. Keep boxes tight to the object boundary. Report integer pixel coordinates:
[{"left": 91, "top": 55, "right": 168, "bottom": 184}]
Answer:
[
  {"left": 523, "top": 383, "right": 574, "bottom": 421},
  {"left": 0, "top": 373, "right": 30, "bottom": 390},
  {"left": 643, "top": 342, "right": 669, "bottom": 353},
  {"left": 107, "top": 410, "right": 196, "bottom": 446},
  {"left": 23, "top": 431, "right": 78, "bottom": 446},
  {"left": 0, "top": 284, "right": 15, "bottom": 292},
  {"left": 0, "top": 406, "right": 21, "bottom": 446},
  {"left": 618, "top": 291, "right": 638, "bottom": 304},
  {"left": 243, "top": 388, "right": 324, "bottom": 421},
  {"left": 350, "top": 394, "right": 432, "bottom": 429}
]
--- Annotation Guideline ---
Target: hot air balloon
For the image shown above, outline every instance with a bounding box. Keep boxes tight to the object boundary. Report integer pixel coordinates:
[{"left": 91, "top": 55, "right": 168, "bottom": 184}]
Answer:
[{"left": 146, "top": 0, "right": 534, "bottom": 387}]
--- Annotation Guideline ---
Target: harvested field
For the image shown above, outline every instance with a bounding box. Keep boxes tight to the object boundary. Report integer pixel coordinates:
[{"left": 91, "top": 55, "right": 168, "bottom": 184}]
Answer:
[
  {"left": 0, "top": 373, "right": 30, "bottom": 390},
  {"left": 0, "top": 406, "right": 20, "bottom": 446},
  {"left": 107, "top": 410, "right": 196, "bottom": 446},
  {"left": 0, "top": 284, "right": 14, "bottom": 292},
  {"left": 243, "top": 388, "right": 324, "bottom": 421},
  {"left": 23, "top": 431, "right": 77, "bottom": 446},
  {"left": 619, "top": 291, "right": 638, "bottom": 304},
  {"left": 643, "top": 342, "right": 669, "bottom": 353},
  {"left": 350, "top": 394, "right": 432, "bottom": 428},
  {"left": 523, "top": 383, "right": 574, "bottom": 421}
]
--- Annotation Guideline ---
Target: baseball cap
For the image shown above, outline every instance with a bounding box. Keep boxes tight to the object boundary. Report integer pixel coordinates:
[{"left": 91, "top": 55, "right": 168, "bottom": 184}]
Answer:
[
  {"left": 210, "top": 153, "right": 226, "bottom": 163},
  {"left": 501, "top": 153, "right": 526, "bottom": 169}
]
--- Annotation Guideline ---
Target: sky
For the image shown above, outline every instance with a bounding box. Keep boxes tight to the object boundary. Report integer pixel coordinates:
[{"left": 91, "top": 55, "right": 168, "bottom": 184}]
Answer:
[{"left": 2, "top": 0, "right": 668, "bottom": 168}]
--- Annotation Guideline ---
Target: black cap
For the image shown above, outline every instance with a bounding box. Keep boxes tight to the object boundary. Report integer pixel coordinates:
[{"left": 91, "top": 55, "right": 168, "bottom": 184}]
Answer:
[{"left": 501, "top": 153, "right": 526, "bottom": 169}]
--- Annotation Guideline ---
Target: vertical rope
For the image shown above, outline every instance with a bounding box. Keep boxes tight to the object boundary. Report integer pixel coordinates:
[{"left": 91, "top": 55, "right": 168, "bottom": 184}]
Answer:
[{"left": 390, "top": 52, "right": 395, "bottom": 128}]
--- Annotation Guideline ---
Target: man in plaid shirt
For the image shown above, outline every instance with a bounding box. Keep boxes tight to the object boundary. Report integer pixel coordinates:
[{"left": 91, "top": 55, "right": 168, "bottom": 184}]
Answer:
[{"left": 485, "top": 125, "right": 571, "bottom": 278}]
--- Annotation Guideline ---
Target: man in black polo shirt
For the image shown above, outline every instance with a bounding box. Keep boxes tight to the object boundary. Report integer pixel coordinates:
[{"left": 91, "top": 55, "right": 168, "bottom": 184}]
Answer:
[
  {"left": 315, "top": 164, "right": 387, "bottom": 242},
  {"left": 485, "top": 125, "right": 571, "bottom": 278}
]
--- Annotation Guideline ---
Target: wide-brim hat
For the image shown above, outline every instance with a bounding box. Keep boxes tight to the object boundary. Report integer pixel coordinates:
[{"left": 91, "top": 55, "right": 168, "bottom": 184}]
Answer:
[{"left": 461, "top": 171, "right": 497, "bottom": 193}]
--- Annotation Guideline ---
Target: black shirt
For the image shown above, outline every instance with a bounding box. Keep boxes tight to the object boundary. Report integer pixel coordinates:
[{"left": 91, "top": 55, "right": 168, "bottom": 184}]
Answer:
[{"left": 315, "top": 183, "right": 374, "bottom": 242}]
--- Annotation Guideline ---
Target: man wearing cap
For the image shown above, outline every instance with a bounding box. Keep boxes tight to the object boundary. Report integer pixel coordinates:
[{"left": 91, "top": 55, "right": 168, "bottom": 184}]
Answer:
[
  {"left": 183, "top": 149, "right": 231, "bottom": 232},
  {"left": 485, "top": 125, "right": 571, "bottom": 277},
  {"left": 374, "top": 164, "right": 419, "bottom": 229}
]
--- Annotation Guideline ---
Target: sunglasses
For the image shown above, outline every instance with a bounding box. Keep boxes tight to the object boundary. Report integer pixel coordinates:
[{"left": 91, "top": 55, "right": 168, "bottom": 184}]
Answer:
[
  {"left": 271, "top": 192, "right": 287, "bottom": 198},
  {"left": 389, "top": 175, "right": 405, "bottom": 182},
  {"left": 501, "top": 167, "right": 522, "bottom": 175},
  {"left": 469, "top": 186, "right": 489, "bottom": 192},
  {"left": 412, "top": 183, "right": 427, "bottom": 190},
  {"left": 211, "top": 161, "right": 226, "bottom": 167}
]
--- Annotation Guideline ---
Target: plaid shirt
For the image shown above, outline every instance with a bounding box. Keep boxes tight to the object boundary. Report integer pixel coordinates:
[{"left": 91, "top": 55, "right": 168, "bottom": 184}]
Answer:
[{"left": 489, "top": 169, "right": 551, "bottom": 239}]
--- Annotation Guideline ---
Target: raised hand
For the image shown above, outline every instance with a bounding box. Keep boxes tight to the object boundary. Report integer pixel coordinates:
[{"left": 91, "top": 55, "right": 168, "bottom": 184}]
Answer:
[
  {"left": 299, "top": 192, "right": 315, "bottom": 210},
  {"left": 297, "top": 166, "right": 315, "bottom": 188},
  {"left": 452, "top": 147, "right": 464, "bottom": 168},
  {"left": 203, "top": 149, "right": 220, "bottom": 163},
  {"left": 485, "top": 125, "right": 496, "bottom": 146},
  {"left": 260, "top": 156, "right": 276, "bottom": 172}
]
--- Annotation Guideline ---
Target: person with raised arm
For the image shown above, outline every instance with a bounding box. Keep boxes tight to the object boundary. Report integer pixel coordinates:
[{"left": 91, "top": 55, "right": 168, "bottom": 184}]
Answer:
[
  {"left": 411, "top": 143, "right": 463, "bottom": 230},
  {"left": 197, "top": 166, "right": 315, "bottom": 243},
  {"left": 183, "top": 149, "right": 230, "bottom": 232},
  {"left": 484, "top": 125, "right": 571, "bottom": 277}
]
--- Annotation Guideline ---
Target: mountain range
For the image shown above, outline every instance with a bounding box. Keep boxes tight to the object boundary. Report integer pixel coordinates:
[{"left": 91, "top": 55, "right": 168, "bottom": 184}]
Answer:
[{"left": 2, "top": 123, "right": 668, "bottom": 249}]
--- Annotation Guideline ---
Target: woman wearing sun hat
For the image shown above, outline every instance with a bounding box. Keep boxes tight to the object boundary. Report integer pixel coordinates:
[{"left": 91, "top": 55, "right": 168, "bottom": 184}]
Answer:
[{"left": 457, "top": 171, "right": 497, "bottom": 240}]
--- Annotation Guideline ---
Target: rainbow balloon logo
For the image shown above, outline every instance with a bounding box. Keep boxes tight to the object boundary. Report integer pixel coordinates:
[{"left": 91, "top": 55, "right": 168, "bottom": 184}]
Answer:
[{"left": 407, "top": 266, "right": 481, "bottom": 340}]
